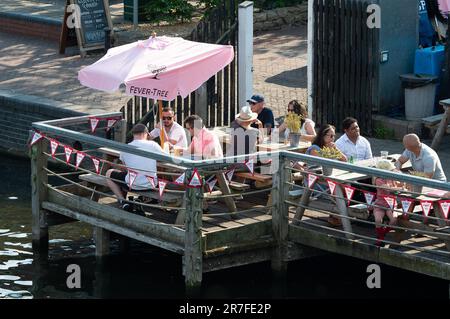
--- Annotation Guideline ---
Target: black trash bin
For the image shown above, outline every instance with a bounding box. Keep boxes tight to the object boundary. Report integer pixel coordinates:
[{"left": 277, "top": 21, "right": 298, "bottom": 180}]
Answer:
[{"left": 399, "top": 74, "right": 438, "bottom": 120}]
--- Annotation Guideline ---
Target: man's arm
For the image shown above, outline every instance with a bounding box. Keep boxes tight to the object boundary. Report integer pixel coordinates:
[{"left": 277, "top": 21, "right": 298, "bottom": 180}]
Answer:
[
  {"left": 365, "top": 139, "right": 373, "bottom": 159},
  {"left": 395, "top": 155, "right": 408, "bottom": 170},
  {"left": 422, "top": 156, "right": 437, "bottom": 179}
]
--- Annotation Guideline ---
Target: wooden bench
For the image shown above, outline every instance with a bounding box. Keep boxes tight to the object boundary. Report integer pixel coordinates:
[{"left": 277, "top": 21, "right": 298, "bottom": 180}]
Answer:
[
  {"left": 229, "top": 181, "right": 251, "bottom": 191},
  {"left": 79, "top": 174, "right": 184, "bottom": 205},
  {"left": 235, "top": 172, "right": 272, "bottom": 189}
]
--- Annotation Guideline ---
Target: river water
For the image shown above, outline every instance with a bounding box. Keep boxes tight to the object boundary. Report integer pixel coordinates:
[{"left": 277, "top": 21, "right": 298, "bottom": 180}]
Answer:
[{"left": 0, "top": 154, "right": 448, "bottom": 299}]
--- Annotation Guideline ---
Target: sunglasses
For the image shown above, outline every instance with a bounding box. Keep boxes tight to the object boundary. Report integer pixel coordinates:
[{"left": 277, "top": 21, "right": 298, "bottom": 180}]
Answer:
[
  {"left": 162, "top": 116, "right": 173, "bottom": 120},
  {"left": 326, "top": 134, "right": 336, "bottom": 138}
]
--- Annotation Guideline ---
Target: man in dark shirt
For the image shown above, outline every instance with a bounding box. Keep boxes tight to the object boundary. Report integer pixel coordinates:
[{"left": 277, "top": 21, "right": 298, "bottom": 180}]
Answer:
[{"left": 247, "top": 94, "right": 274, "bottom": 133}]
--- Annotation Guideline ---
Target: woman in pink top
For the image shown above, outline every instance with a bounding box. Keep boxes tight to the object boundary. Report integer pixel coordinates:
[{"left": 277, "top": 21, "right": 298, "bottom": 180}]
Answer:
[
  {"left": 184, "top": 115, "right": 223, "bottom": 159},
  {"left": 372, "top": 160, "right": 405, "bottom": 246}
]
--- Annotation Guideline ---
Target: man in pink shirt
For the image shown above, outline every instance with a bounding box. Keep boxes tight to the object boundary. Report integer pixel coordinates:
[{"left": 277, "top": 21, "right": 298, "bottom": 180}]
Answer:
[{"left": 183, "top": 115, "right": 223, "bottom": 160}]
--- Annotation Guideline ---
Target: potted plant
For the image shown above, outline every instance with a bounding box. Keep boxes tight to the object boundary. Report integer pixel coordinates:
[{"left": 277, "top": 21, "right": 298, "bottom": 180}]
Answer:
[
  {"left": 285, "top": 112, "right": 303, "bottom": 146},
  {"left": 318, "top": 146, "right": 343, "bottom": 176}
]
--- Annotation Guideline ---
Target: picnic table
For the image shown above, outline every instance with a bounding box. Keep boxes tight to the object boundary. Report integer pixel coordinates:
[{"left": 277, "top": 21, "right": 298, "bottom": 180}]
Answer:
[
  {"left": 294, "top": 154, "right": 412, "bottom": 239},
  {"left": 95, "top": 147, "right": 238, "bottom": 215}
]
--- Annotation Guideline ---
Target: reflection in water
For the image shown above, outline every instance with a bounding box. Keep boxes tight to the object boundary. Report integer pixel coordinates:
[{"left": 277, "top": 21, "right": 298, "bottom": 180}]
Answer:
[{"left": 0, "top": 154, "right": 449, "bottom": 299}]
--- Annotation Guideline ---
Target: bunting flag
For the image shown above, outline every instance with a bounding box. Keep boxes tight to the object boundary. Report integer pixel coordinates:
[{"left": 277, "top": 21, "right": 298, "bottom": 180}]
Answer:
[
  {"left": 420, "top": 200, "right": 433, "bottom": 217},
  {"left": 187, "top": 169, "right": 203, "bottom": 188},
  {"left": 158, "top": 180, "right": 167, "bottom": 198},
  {"left": 145, "top": 175, "right": 155, "bottom": 188},
  {"left": 64, "top": 146, "right": 73, "bottom": 164},
  {"left": 363, "top": 190, "right": 376, "bottom": 206},
  {"left": 91, "top": 157, "right": 100, "bottom": 174},
  {"left": 245, "top": 159, "right": 254, "bottom": 175},
  {"left": 307, "top": 174, "right": 318, "bottom": 188},
  {"left": 30, "top": 131, "right": 43, "bottom": 146},
  {"left": 400, "top": 197, "right": 414, "bottom": 215},
  {"left": 206, "top": 178, "right": 217, "bottom": 194},
  {"left": 343, "top": 185, "right": 356, "bottom": 205},
  {"left": 326, "top": 179, "right": 337, "bottom": 195},
  {"left": 226, "top": 168, "right": 235, "bottom": 181},
  {"left": 383, "top": 195, "right": 397, "bottom": 210},
  {"left": 75, "top": 152, "right": 85, "bottom": 170},
  {"left": 106, "top": 118, "right": 118, "bottom": 131},
  {"left": 50, "top": 139, "right": 59, "bottom": 158},
  {"left": 127, "top": 170, "right": 138, "bottom": 190},
  {"left": 174, "top": 172, "right": 186, "bottom": 185},
  {"left": 438, "top": 200, "right": 450, "bottom": 219},
  {"left": 89, "top": 117, "right": 100, "bottom": 133}
]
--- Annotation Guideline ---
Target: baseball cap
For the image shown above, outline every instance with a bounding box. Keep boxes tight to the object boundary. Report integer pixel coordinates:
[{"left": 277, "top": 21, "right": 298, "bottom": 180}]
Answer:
[{"left": 247, "top": 94, "right": 264, "bottom": 104}]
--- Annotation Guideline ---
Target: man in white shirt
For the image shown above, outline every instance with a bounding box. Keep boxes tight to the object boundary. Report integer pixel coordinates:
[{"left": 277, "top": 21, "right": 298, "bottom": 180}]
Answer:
[
  {"left": 106, "top": 124, "right": 164, "bottom": 211},
  {"left": 148, "top": 106, "right": 187, "bottom": 149},
  {"left": 396, "top": 134, "right": 446, "bottom": 181},
  {"left": 335, "top": 117, "right": 372, "bottom": 161}
]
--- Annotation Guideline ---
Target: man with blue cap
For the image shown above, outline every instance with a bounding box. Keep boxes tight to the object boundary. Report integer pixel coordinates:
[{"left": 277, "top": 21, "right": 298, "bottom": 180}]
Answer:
[{"left": 247, "top": 94, "right": 275, "bottom": 133}]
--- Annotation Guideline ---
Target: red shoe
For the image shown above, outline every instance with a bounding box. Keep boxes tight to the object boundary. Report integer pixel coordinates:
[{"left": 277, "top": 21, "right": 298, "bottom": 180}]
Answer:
[{"left": 375, "top": 227, "right": 386, "bottom": 247}]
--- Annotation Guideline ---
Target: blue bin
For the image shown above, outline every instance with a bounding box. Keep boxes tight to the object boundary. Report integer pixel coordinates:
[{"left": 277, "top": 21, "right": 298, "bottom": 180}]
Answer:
[{"left": 414, "top": 45, "right": 445, "bottom": 77}]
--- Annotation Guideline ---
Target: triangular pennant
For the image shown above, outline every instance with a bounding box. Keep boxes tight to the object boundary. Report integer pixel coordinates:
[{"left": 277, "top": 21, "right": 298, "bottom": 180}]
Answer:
[
  {"left": 106, "top": 118, "right": 118, "bottom": 131},
  {"left": 174, "top": 172, "right": 186, "bottom": 185},
  {"left": 30, "top": 132, "right": 43, "bottom": 146},
  {"left": 206, "top": 178, "right": 217, "bottom": 194},
  {"left": 226, "top": 168, "right": 235, "bottom": 181},
  {"left": 383, "top": 195, "right": 396, "bottom": 210},
  {"left": 145, "top": 175, "right": 155, "bottom": 188},
  {"left": 420, "top": 200, "right": 433, "bottom": 217},
  {"left": 50, "top": 139, "right": 59, "bottom": 158},
  {"left": 307, "top": 174, "right": 318, "bottom": 188},
  {"left": 75, "top": 152, "right": 85, "bottom": 170},
  {"left": 400, "top": 197, "right": 414, "bottom": 215},
  {"left": 91, "top": 157, "right": 100, "bottom": 174},
  {"left": 363, "top": 191, "right": 376, "bottom": 206},
  {"left": 245, "top": 160, "right": 254, "bottom": 175},
  {"left": 64, "top": 146, "right": 73, "bottom": 164},
  {"left": 344, "top": 185, "right": 356, "bottom": 205},
  {"left": 128, "top": 170, "right": 138, "bottom": 190},
  {"left": 326, "top": 179, "right": 337, "bottom": 195},
  {"left": 89, "top": 117, "right": 100, "bottom": 133},
  {"left": 158, "top": 180, "right": 167, "bottom": 198},
  {"left": 188, "top": 169, "right": 203, "bottom": 188},
  {"left": 438, "top": 200, "right": 450, "bottom": 219}
]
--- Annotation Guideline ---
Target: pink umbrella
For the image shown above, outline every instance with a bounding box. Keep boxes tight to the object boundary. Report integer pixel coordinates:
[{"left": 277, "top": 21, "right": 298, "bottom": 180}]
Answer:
[
  {"left": 78, "top": 35, "right": 234, "bottom": 146},
  {"left": 438, "top": 0, "right": 450, "bottom": 14},
  {"left": 78, "top": 36, "right": 234, "bottom": 101}
]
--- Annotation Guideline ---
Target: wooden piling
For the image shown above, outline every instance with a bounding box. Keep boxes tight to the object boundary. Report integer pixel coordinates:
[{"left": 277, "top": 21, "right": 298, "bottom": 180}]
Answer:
[
  {"left": 94, "top": 227, "right": 110, "bottom": 258},
  {"left": 271, "top": 158, "right": 289, "bottom": 275},
  {"left": 183, "top": 170, "right": 203, "bottom": 291},
  {"left": 31, "top": 137, "right": 49, "bottom": 255}
]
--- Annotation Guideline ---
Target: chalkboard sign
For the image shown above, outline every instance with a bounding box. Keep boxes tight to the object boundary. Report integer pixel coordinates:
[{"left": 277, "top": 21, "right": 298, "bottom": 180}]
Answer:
[{"left": 67, "top": 0, "right": 113, "bottom": 57}]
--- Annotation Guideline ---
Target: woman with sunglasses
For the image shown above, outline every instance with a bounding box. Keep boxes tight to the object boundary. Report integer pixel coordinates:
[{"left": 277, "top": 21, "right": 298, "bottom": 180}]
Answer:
[
  {"left": 305, "top": 124, "right": 346, "bottom": 226},
  {"left": 278, "top": 100, "right": 316, "bottom": 142}
]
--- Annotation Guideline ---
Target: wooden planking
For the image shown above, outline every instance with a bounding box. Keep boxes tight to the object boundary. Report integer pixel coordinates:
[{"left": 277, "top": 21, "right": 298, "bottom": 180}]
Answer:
[
  {"left": 42, "top": 201, "right": 184, "bottom": 254},
  {"left": 47, "top": 187, "right": 185, "bottom": 245},
  {"left": 288, "top": 224, "right": 450, "bottom": 280}
]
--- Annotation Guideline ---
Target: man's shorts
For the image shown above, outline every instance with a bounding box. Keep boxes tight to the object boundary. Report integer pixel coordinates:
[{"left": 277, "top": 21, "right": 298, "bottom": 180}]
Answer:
[{"left": 110, "top": 171, "right": 128, "bottom": 191}]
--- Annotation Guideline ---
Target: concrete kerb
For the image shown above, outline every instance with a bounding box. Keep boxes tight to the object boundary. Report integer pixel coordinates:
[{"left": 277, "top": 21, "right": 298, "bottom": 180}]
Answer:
[{"left": 0, "top": 11, "right": 61, "bottom": 27}]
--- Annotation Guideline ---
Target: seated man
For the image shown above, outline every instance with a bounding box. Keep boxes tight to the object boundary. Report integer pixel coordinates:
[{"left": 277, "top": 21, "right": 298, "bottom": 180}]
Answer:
[
  {"left": 228, "top": 105, "right": 264, "bottom": 159},
  {"left": 335, "top": 117, "right": 372, "bottom": 161},
  {"left": 183, "top": 115, "right": 223, "bottom": 160},
  {"left": 247, "top": 94, "right": 275, "bottom": 134},
  {"left": 396, "top": 133, "right": 447, "bottom": 181},
  {"left": 148, "top": 106, "right": 187, "bottom": 149},
  {"left": 106, "top": 124, "right": 163, "bottom": 211}
]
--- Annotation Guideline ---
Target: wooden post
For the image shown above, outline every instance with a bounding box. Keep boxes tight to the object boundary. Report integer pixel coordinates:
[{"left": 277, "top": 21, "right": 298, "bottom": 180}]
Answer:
[
  {"left": 183, "top": 170, "right": 203, "bottom": 293},
  {"left": 94, "top": 227, "right": 110, "bottom": 258},
  {"left": 334, "top": 185, "right": 353, "bottom": 239},
  {"left": 271, "top": 158, "right": 289, "bottom": 275},
  {"left": 31, "top": 137, "right": 49, "bottom": 255},
  {"left": 294, "top": 183, "right": 311, "bottom": 225},
  {"left": 431, "top": 104, "right": 450, "bottom": 150}
]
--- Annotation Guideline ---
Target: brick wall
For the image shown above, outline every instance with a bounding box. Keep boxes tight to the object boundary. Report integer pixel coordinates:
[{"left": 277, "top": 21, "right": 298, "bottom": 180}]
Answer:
[
  {"left": 0, "top": 12, "right": 61, "bottom": 42},
  {"left": 0, "top": 92, "right": 85, "bottom": 155}
]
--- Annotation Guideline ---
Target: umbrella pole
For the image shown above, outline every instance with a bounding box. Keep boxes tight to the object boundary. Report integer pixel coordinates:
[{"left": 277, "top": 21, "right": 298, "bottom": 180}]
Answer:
[{"left": 158, "top": 100, "right": 165, "bottom": 148}]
